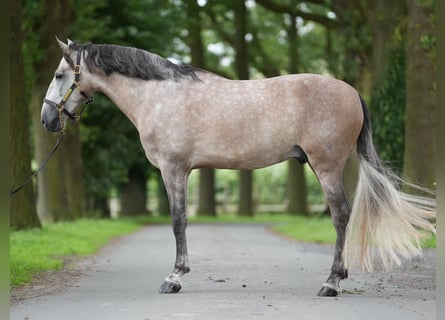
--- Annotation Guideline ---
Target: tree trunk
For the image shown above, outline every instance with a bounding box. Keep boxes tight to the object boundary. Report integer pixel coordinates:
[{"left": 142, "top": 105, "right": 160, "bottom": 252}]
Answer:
[
  {"left": 287, "top": 161, "right": 308, "bottom": 215},
  {"left": 238, "top": 170, "right": 254, "bottom": 216},
  {"left": 286, "top": 13, "right": 308, "bottom": 216},
  {"left": 94, "top": 197, "right": 111, "bottom": 218},
  {"left": 368, "top": 1, "right": 407, "bottom": 173},
  {"left": 197, "top": 168, "right": 216, "bottom": 216},
  {"left": 403, "top": 0, "right": 436, "bottom": 190},
  {"left": 233, "top": 0, "right": 254, "bottom": 216},
  {"left": 32, "top": 93, "right": 67, "bottom": 223},
  {"left": 10, "top": 0, "right": 41, "bottom": 230},
  {"left": 330, "top": 1, "right": 371, "bottom": 93},
  {"left": 61, "top": 124, "right": 86, "bottom": 219},
  {"left": 369, "top": 0, "right": 407, "bottom": 86},
  {"left": 187, "top": 0, "right": 216, "bottom": 216},
  {"left": 30, "top": 0, "right": 78, "bottom": 223},
  {"left": 120, "top": 165, "right": 148, "bottom": 216}
]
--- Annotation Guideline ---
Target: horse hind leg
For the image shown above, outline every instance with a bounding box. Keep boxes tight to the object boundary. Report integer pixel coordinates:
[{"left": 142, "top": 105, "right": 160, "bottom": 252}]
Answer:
[{"left": 313, "top": 167, "right": 351, "bottom": 297}]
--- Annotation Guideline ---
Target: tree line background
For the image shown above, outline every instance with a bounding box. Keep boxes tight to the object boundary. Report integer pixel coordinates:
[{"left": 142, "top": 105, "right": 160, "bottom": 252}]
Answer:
[{"left": 10, "top": 0, "right": 436, "bottom": 229}]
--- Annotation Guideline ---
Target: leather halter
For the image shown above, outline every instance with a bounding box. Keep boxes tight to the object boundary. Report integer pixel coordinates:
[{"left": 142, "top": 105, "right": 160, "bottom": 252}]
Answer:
[
  {"left": 43, "top": 49, "right": 93, "bottom": 133},
  {"left": 10, "top": 49, "right": 94, "bottom": 196}
]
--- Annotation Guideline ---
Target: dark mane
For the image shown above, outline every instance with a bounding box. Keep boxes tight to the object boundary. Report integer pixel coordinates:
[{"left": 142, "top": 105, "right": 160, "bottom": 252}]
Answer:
[{"left": 70, "top": 43, "right": 200, "bottom": 81}]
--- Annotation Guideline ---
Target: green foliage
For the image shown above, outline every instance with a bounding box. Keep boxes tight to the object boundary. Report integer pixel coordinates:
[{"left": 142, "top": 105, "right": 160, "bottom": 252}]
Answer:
[
  {"left": 10, "top": 218, "right": 145, "bottom": 286},
  {"left": 21, "top": 0, "right": 44, "bottom": 95},
  {"left": 325, "top": 0, "right": 372, "bottom": 85},
  {"left": 80, "top": 95, "right": 147, "bottom": 203},
  {"left": 68, "top": 1, "right": 187, "bottom": 211},
  {"left": 370, "top": 29, "right": 406, "bottom": 173}
]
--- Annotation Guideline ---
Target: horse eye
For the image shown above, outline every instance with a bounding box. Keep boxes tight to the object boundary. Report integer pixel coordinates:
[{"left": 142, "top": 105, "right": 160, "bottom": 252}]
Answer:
[{"left": 55, "top": 73, "right": 63, "bottom": 80}]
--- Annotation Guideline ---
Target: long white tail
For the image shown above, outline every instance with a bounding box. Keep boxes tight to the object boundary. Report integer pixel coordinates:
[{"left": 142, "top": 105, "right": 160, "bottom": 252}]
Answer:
[{"left": 344, "top": 98, "right": 436, "bottom": 272}]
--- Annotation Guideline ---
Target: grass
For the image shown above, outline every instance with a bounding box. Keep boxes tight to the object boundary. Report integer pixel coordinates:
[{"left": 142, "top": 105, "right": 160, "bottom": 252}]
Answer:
[
  {"left": 189, "top": 214, "right": 338, "bottom": 243},
  {"left": 10, "top": 218, "right": 146, "bottom": 286},
  {"left": 421, "top": 233, "right": 436, "bottom": 248},
  {"left": 270, "top": 215, "right": 336, "bottom": 244},
  {"left": 10, "top": 214, "right": 436, "bottom": 287},
  {"left": 190, "top": 213, "right": 436, "bottom": 248},
  {"left": 270, "top": 218, "right": 436, "bottom": 248}
]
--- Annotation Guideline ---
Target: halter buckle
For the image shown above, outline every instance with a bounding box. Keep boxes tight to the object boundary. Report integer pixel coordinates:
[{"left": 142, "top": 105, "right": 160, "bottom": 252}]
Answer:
[{"left": 43, "top": 49, "right": 92, "bottom": 133}]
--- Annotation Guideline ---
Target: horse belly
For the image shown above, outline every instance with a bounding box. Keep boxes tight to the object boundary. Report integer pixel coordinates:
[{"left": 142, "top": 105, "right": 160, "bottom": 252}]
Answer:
[{"left": 191, "top": 121, "right": 297, "bottom": 170}]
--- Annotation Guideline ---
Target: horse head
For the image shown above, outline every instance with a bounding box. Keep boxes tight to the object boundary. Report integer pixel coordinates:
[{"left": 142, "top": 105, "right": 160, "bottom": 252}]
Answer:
[{"left": 41, "top": 37, "right": 93, "bottom": 133}]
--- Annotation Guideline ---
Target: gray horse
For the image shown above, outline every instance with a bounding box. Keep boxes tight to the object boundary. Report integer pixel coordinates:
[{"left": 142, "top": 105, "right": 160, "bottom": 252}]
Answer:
[{"left": 41, "top": 38, "right": 435, "bottom": 297}]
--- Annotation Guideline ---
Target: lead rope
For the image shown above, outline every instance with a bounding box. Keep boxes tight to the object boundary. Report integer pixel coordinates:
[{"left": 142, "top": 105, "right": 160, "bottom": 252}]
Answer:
[
  {"left": 10, "top": 99, "right": 92, "bottom": 197},
  {"left": 11, "top": 49, "right": 93, "bottom": 197},
  {"left": 10, "top": 133, "right": 65, "bottom": 196}
]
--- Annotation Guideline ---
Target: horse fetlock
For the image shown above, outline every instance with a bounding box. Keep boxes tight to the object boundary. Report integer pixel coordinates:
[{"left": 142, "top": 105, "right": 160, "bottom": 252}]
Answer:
[
  {"left": 183, "top": 266, "right": 191, "bottom": 274},
  {"left": 331, "top": 266, "right": 348, "bottom": 279},
  {"left": 174, "top": 259, "right": 190, "bottom": 274},
  {"left": 174, "top": 266, "right": 190, "bottom": 275}
]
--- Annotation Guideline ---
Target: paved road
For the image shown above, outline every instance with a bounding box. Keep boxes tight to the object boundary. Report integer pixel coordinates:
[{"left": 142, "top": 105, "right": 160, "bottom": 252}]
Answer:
[{"left": 11, "top": 224, "right": 435, "bottom": 320}]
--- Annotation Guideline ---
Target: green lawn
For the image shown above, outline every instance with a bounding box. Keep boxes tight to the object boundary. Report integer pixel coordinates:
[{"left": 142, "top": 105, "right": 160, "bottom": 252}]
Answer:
[
  {"left": 10, "top": 218, "right": 146, "bottom": 286},
  {"left": 270, "top": 218, "right": 436, "bottom": 248},
  {"left": 10, "top": 214, "right": 435, "bottom": 287},
  {"left": 271, "top": 215, "right": 336, "bottom": 243}
]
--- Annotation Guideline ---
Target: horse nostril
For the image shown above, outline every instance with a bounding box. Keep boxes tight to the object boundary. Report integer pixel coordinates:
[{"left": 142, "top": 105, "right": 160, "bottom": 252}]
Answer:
[{"left": 41, "top": 117, "right": 46, "bottom": 126}]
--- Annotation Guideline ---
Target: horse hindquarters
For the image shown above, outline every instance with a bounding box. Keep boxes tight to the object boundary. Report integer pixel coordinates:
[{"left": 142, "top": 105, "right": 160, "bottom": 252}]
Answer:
[{"left": 297, "top": 94, "right": 362, "bottom": 296}]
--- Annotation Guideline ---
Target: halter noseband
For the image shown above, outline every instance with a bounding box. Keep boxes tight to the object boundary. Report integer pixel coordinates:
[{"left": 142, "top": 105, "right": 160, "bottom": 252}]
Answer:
[
  {"left": 43, "top": 49, "right": 93, "bottom": 133},
  {"left": 12, "top": 49, "right": 93, "bottom": 196}
]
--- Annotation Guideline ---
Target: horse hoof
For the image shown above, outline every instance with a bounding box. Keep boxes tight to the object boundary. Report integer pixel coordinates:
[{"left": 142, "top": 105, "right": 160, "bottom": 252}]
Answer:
[
  {"left": 159, "top": 280, "right": 182, "bottom": 294},
  {"left": 317, "top": 285, "right": 339, "bottom": 297}
]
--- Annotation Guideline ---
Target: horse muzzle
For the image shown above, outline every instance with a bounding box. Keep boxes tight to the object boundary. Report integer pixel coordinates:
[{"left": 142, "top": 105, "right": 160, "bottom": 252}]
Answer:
[{"left": 41, "top": 108, "right": 62, "bottom": 133}]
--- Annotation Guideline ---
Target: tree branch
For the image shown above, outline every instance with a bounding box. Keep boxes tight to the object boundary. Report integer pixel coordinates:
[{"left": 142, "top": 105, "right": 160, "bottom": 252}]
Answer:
[
  {"left": 204, "top": 6, "right": 235, "bottom": 46},
  {"left": 255, "top": 0, "right": 338, "bottom": 29}
]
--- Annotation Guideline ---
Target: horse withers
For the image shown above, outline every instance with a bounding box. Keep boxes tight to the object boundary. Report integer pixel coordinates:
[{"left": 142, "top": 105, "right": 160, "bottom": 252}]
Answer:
[{"left": 41, "top": 38, "right": 436, "bottom": 297}]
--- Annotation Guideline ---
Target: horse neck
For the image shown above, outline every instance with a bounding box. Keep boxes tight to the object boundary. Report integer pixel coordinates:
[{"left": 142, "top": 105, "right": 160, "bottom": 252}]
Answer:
[{"left": 91, "top": 72, "right": 160, "bottom": 129}]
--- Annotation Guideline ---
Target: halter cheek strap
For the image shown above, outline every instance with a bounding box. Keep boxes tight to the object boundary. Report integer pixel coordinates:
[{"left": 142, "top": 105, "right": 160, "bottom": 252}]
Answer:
[
  {"left": 11, "top": 49, "right": 93, "bottom": 196},
  {"left": 43, "top": 49, "right": 93, "bottom": 132}
]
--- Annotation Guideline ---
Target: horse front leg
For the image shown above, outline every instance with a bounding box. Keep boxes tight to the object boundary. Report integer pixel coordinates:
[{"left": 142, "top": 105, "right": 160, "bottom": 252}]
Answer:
[{"left": 159, "top": 165, "right": 190, "bottom": 294}]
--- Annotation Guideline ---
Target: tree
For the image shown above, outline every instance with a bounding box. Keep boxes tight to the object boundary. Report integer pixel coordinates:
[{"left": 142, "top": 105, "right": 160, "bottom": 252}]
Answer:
[
  {"left": 120, "top": 164, "right": 148, "bottom": 216},
  {"left": 403, "top": 0, "right": 436, "bottom": 190},
  {"left": 73, "top": 0, "right": 182, "bottom": 217},
  {"left": 10, "top": 0, "right": 41, "bottom": 230},
  {"left": 329, "top": 2, "right": 371, "bottom": 93},
  {"left": 186, "top": 0, "right": 217, "bottom": 216},
  {"left": 286, "top": 13, "right": 308, "bottom": 216},
  {"left": 25, "top": 0, "right": 85, "bottom": 222},
  {"left": 233, "top": 0, "right": 254, "bottom": 216},
  {"left": 361, "top": 0, "right": 407, "bottom": 176},
  {"left": 61, "top": 125, "right": 86, "bottom": 219}
]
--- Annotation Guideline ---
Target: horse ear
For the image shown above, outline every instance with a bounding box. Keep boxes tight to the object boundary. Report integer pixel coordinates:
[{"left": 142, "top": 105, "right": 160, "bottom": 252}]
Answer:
[
  {"left": 55, "top": 36, "right": 70, "bottom": 54},
  {"left": 67, "top": 38, "right": 74, "bottom": 46}
]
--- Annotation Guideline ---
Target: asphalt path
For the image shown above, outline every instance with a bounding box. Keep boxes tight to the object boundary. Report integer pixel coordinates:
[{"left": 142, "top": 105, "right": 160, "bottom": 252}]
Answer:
[{"left": 11, "top": 224, "right": 435, "bottom": 320}]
